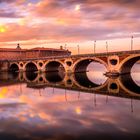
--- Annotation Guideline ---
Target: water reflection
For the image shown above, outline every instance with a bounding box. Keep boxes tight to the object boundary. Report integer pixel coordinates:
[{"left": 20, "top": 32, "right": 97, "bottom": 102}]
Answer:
[
  {"left": 25, "top": 72, "right": 38, "bottom": 82},
  {"left": 74, "top": 62, "right": 107, "bottom": 89},
  {"left": 74, "top": 72, "right": 100, "bottom": 88},
  {"left": 0, "top": 83, "right": 140, "bottom": 139},
  {"left": 120, "top": 74, "right": 140, "bottom": 94},
  {"left": 0, "top": 64, "right": 140, "bottom": 140},
  {"left": 87, "top": 62, "right": 107, "bottom": 85},
  {"left": 45, "top": 71, "right": 65, "bottom": 83},
  {"left": 8, "top": 71, "right": 19, "bottom": 80},
  {"left": 131, "top": 63, "right": 140, "bottom": 86},
  {"left": 0, "top": 70, "right": 139, "bottom": 98}
]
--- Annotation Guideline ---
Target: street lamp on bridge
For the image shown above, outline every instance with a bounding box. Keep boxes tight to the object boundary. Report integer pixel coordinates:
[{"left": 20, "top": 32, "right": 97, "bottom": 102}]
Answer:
[
  {"left": 64, "top": 44, "right": 67, "bottom": 50},
  {"left": 77, "top": 45, "right": 80, "bottom": 55},
  {"left": 94, "top": 40, "right": 96, "bottom": 53},
  {"left": 106, "top": 41, "right": 108, "bottom": 53},
  {"left": 131, "top": 36, "right": 133, "bottom": 51}
]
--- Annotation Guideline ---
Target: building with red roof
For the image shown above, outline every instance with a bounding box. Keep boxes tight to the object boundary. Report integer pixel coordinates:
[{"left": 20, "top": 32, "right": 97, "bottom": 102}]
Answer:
[{"left": 0, "top": 44, "right": 71, "bottom": 60}]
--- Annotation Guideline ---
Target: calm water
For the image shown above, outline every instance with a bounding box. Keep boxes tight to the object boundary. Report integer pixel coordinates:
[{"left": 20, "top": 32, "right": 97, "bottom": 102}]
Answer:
[{"left": 0, "top": 63, "right": 140, "bottom": 140}]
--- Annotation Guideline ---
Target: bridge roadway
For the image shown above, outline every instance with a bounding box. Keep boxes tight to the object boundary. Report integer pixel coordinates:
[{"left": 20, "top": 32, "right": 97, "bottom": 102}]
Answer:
[{"left": 0, "top": 50, "right": 139, "bottom": 62}]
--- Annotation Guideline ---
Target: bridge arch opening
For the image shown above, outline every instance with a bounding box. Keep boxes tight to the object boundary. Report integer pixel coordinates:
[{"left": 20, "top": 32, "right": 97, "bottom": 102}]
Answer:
[
  {"left": 39, "top": 62, "right": 43, "bottom": 67},
  {"left": 74, "top": 58, "right": 107, "bottom": 88},
  {"left": 66, "top": 61, "right": 72, "bottom": 66},
  {"left": 74, "top": 58, "right": 107, "bottom": 73},
  {"left": 25, "top": 62, "right": 38, "bottom": 72},
  {"left": 131, "top": 63, "right": 140, "bottom": 87},
  {"left": 119, "top": 57, "right": 140, "bottom": 95},
  {"left": 110, "top": 59, "right": 118, "bottom": 65},
  {"left": 45, "top": 61, "right": 65, "bottom": 72},
  {"left": 87, "top": 62, "right": 107, "bottom": 85},
  {"left": 20, "top": 63, "right": 23, "bottom": 67},
  {"left": 120, "top": 56, "right": 140, "bottom": 74},
  {"left": 74, "top": 59, "right": 92, "bottom": 73},
  {"left": 9, "top": 63, "right": 19, "bottom": 72}
]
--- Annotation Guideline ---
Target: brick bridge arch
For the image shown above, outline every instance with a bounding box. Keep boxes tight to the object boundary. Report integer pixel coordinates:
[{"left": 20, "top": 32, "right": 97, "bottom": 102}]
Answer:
[
  {"left": 24, "top": 61, "right": 38, "bottom": 71},
  {"left": 119, "top": 54, "right": 140, "bottom": 74},
  {"left": 9, "top": 62, "right": 19, "bottom": 72},
  {"left": 44, "top": 60, "right": 66, "bottom": 72},
  {"left": 72, "top": 57, "right": 108, "bottom": 73}
]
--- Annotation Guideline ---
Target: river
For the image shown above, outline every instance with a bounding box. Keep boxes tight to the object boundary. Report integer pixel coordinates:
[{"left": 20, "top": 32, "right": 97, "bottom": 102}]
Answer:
[{"left": 0, "top": 63, "right": 139, "bottom": 140}]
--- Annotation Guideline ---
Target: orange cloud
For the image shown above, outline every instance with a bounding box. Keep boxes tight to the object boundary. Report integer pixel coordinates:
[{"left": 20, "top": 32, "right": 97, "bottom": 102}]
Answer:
[
  {"left": 0, "top": 25, "right": 7, "bottom": 33},
  {"left": 0, "top": 0, "right": 140, "bottom": 50}
]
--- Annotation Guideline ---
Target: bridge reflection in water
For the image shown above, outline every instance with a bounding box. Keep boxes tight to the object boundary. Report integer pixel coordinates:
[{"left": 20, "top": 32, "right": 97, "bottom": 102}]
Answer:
[
  {"left": 0, "top": 69, "right": 140, "bottom": 140},
  {"left": 0, "top": 70, "right": 140, "bottom": 100}
]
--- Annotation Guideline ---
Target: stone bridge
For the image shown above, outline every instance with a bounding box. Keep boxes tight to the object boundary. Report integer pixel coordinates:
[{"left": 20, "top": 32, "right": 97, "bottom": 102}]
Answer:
[{"left": 0, "top": 50, "right": 140, "bottom": 74}]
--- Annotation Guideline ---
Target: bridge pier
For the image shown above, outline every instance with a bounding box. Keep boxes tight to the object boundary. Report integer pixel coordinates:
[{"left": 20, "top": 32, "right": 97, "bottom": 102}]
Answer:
[
  {"left": 19, "top": 69, "right": 25, "bottom": 72},
  {"left": 64, "top": 65, "right": 73, "bottom": 74}
]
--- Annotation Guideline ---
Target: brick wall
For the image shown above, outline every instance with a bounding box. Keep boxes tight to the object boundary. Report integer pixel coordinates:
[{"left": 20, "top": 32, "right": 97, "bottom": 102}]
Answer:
[{"left": 0, "top": 49, "right": 71, "bottom": 60}]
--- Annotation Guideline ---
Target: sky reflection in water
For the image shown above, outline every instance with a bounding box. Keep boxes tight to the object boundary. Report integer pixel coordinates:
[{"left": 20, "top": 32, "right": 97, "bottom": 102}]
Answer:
[{"left": 0, "top": 64, "right": 140, "bottom": 140}]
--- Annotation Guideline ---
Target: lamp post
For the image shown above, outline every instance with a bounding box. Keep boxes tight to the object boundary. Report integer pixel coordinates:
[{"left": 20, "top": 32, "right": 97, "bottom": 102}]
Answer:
[
  {"left": 77, "top": 45, "right": 80, "bottom": 55},
  {"left": 106, "top": 41, "right": 108, "bottom": 53},
  {"left": 94, "top": 40, "right": 96, "bottom": 53},
  {"left": 64, "top": 44, "right": 67, "bottom": 50},
  {"left": 131, "top": 36, "right": 133, "bottom": 51}
]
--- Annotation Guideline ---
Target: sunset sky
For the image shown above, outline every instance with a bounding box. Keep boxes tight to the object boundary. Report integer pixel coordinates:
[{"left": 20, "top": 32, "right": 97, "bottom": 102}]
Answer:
[{"left": 0, "top": 0, "right": 140, "bottom": 54}]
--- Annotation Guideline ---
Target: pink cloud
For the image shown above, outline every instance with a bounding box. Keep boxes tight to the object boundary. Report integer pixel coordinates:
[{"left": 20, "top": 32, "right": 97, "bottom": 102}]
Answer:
[{"left": 0, "top": 0, "right": 140, "bottom": 48}]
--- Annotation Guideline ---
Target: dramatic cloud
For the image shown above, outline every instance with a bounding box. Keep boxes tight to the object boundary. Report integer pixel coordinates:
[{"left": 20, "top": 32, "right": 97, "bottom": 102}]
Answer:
[
  {"left": 0, "top": 0, "right": 140, "bottom": 50},
  {"left": 0, "top": 9, "right": 23, "bottom": 18}
]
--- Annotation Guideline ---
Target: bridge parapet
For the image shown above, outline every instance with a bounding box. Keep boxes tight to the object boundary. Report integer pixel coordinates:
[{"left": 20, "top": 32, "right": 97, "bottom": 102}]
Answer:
[{"left": 0, "top": 50, "right": 139, "bottom": 62}]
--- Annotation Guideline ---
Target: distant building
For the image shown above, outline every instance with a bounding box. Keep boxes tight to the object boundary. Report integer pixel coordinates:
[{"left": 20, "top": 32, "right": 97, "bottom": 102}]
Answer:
[
  {"left": 16, "top": 43, "right": 21, "bottom": 49},
  {"left": 0, "top": 44, "right": 71, "bottom": 60}
]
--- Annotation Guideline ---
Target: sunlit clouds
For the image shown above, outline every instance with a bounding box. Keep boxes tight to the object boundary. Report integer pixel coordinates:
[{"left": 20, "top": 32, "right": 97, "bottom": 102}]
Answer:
[
  {"left": 75, "top": 4, "right": 81, "bottom": 11},
  {"left": 0, "top": 25, "right": 6, "bottom": 33},
  {"left": 0, "top": 0, "right": 140, "bottom": 51}
]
